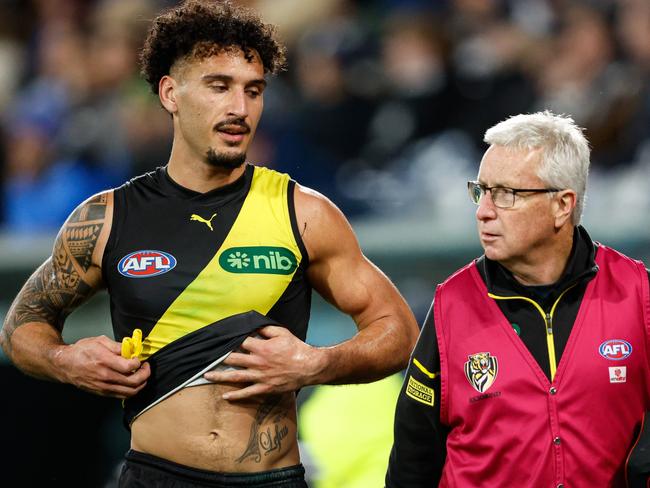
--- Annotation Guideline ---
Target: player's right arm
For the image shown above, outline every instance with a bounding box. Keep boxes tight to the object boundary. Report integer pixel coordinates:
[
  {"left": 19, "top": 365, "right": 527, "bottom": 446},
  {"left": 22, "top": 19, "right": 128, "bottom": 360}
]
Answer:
[{"left": 0, "top": 191, "right": 150, "bottom": 398}]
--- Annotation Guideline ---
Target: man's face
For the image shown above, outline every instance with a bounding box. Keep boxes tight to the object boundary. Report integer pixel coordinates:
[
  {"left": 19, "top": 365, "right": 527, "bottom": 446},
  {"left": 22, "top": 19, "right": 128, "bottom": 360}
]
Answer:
[
  {"left": 169, "top": 48, "right": 266, "bottom": 169},
  {"left": 475, "top": 145, "right": 558, "bottom": 267}
]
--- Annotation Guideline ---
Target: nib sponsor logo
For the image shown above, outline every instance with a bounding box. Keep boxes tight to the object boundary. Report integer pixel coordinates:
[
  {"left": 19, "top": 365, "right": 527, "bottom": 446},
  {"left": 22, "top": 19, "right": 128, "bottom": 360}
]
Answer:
[
  {"left": 118, "top": 250, "right": 177, "bottom": 278},
  {"left": 220, "top": 247, "right": 297, "bottom": 275}
]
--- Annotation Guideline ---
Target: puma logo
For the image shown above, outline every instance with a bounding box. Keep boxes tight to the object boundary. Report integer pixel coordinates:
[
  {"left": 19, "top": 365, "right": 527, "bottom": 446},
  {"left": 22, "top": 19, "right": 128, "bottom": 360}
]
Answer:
[{"left": 190, "top": 213, "right": 217, "bottom": 231}]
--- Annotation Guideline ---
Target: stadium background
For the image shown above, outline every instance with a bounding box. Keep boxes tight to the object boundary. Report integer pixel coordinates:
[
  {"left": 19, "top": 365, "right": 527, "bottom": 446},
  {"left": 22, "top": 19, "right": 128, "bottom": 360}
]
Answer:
[{"left": 0, "top": 0, "right": 648, "bottom": 485}]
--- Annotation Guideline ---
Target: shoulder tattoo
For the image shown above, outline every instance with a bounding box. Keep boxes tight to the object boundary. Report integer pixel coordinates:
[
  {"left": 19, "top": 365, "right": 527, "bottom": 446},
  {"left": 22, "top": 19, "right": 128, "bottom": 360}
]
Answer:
[
  {"left": 0, "top": 194, "right": 108, "bottom": 355},
  {"left": 62, "top": 193, "right": 108, "bottom": 275}
]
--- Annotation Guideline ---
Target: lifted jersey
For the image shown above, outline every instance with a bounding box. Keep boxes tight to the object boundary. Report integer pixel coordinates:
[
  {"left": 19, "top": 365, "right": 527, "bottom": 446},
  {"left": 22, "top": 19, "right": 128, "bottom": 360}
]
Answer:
[{"left": 102, "top": 164, "right": 311, "bottom": 360}]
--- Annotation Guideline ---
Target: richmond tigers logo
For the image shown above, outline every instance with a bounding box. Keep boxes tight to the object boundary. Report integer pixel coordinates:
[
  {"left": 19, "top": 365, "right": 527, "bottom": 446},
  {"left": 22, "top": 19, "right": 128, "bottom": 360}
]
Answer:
[{"left": 464, "top": 352, "right": 498, "bottom": 393}]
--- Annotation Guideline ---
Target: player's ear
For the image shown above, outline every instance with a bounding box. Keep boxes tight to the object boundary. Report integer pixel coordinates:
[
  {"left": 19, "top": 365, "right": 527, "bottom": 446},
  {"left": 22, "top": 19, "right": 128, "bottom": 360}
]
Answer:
[{"left": 159, "top": 75, "right": 178, "bottom": 114}]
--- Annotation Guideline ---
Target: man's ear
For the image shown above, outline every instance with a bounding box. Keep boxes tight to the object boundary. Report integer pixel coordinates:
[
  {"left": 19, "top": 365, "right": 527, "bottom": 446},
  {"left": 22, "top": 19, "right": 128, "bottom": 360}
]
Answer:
[
  {"left": 554, "top": 189, "right": 577, "bottom": 228},
  {"left": 159, "top": 75, "right": 178, "bottom": 114}
]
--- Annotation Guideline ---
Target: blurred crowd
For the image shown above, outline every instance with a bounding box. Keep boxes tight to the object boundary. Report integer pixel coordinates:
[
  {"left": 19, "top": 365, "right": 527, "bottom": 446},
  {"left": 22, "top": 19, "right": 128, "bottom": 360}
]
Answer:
[{"left": 0, "top": 0, "right": 648, "bottom": 233}]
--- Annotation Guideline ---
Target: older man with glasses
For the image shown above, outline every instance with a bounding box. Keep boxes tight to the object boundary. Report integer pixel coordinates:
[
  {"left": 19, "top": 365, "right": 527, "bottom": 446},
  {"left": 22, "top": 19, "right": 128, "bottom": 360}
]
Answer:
[{"left": 385, "top": 111, "right": 650, "bottom": 488}]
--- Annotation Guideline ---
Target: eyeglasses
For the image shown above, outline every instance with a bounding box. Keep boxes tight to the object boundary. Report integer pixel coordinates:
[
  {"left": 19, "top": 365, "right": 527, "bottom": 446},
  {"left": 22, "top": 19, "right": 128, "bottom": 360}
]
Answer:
[{"left": 467, "top": 181, "right": 560, "bottom": 209}]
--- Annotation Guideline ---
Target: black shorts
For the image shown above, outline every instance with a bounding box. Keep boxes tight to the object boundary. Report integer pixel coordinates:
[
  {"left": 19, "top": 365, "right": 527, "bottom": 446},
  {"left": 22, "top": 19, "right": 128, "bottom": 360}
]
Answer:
[{"left": 118, "top": 450, "right": 308, "bottom": 488}]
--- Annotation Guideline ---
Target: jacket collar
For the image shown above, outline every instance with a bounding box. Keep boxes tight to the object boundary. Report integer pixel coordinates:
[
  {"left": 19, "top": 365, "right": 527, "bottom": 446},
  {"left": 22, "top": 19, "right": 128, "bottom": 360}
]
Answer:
[{"left": 476, "top": 225, "right": 599, "bottom": 307}]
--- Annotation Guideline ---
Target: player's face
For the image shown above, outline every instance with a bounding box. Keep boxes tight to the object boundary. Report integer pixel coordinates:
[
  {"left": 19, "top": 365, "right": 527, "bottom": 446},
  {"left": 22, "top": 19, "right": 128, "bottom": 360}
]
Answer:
[
  {"left": 475, "top": 145, "right": 557, "bottom": 267},
  {"left": 171, "top": 48, "right": 266, "bottom": 169}
]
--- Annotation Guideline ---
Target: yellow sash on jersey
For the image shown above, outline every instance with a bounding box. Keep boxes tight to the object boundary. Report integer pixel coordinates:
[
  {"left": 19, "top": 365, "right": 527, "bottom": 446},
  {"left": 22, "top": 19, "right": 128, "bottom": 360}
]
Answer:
[{"left": 140, "top": 166, "right": 302, "bottom": 360}]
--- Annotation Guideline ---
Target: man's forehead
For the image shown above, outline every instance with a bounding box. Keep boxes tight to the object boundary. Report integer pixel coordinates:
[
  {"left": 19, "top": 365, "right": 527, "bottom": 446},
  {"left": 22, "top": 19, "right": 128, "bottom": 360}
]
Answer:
[
  {"left": 485, "top": 144, "right": 543, "bottom": 160},
  {"left": 171, "top": 45, "right": 264, "bottom": 77},
  {"left": 478, "top": 145, "right": 544, "bottom": 184}
]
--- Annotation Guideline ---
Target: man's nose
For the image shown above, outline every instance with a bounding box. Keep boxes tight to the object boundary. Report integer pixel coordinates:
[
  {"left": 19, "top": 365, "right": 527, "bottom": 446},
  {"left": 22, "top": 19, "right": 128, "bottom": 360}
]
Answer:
[
  {"left": 476, "top": 191, "right": 497, "bottom": 221},
  {"left": 226, "top": 89, "right": 248, "bottom": 118}
]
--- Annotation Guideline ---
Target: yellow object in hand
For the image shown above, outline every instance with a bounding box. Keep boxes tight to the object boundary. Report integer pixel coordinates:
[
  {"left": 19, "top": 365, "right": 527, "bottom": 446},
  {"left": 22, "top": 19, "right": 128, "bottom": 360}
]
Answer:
[{"left": 121, "top": 329, "right": 143, "bottom": 359}]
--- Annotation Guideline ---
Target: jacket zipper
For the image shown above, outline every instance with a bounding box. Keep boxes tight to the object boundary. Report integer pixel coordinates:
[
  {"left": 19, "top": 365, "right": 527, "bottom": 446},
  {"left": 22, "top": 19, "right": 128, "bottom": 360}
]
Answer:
[{"left": 488, "top": 284, "right": 577, "bottom": 380}]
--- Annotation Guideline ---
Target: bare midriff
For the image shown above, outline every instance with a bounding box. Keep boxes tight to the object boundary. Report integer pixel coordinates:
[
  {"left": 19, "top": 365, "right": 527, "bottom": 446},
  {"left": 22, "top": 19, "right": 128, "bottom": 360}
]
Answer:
[{"left": 130, "top": 383, "right": 299, "bottom": 472}]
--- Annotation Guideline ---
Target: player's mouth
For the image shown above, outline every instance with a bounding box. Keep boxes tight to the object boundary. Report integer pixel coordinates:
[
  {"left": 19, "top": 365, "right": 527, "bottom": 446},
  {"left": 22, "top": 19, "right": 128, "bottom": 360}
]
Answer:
[{"left": 215, "top": 120, "right": 250, "bottom": 144}]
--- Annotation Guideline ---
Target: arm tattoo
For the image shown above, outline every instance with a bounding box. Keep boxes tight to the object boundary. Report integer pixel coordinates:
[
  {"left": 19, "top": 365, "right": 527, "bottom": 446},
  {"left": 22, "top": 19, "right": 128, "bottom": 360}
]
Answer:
[
  {"left": 0, "top": 194, "right": 107, "bottom": 357},
  {"left": 65, "top": 194, "right": 108, "bottom": 273},
  {"left": 236, "top": 395, "right": 291, "bottom": 464}
]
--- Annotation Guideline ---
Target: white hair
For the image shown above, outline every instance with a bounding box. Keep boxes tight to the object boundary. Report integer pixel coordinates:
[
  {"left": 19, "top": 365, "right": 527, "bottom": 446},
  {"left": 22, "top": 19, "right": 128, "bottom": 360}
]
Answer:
[{"left": 484, "top": 111, "right": 590, "bottom": 224}]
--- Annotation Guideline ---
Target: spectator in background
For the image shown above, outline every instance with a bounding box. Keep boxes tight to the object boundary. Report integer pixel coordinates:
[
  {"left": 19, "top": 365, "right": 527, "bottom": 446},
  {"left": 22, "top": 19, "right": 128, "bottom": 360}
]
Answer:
[
  {"left": 0, "top": 0, "right": 165, "bottom": 232},
  {"left": 0, "top": 3, "right": 27, "bottom": 115},
  {"left": 54, "top": 0, "right": 156, "bottom": 185},
  {"left": 365, "top": 11, "right": 453, "bottom": 166},
  {"left": 2, "top": 113, "right": 109, "bottom": 233},
  {"left": 109, "top": 0, "right": 173, "bottom": 177},
  {"left": 533, "top": 3, "right": 640, "bottom": 169},
  {"left": 445, "top": 0, "right": 536, "bottom": 149},
  {"left": 292, "top": 11, "right": 375, "bottom": 204},
  {"left": 263, "top": 1, "right": 377, "bottom": 215},
  {"left": 614, "top": 0, "right": 650, "bottom": 166},
  {"left": 294, "top": 21, "right": 374, "bottom": 169},
  {"left": 1, "top": 20, "right": 105, "bottom": 233}
]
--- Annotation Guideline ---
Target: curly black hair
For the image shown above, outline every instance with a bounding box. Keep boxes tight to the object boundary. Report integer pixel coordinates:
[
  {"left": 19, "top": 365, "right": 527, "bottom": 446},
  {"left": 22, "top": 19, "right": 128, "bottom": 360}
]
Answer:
[{"left": 140, "top": 0, "right": 287, "bottom": 94}]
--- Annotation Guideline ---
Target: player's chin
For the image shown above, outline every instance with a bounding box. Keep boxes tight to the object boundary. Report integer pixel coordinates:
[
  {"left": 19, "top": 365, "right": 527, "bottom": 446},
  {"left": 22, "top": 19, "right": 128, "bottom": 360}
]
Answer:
[
  {"left": 205, "top": 148, "right": 247, "bottom": 169},
  {"left": 221, "top": 143, "right": 248, "bottom": 157}
]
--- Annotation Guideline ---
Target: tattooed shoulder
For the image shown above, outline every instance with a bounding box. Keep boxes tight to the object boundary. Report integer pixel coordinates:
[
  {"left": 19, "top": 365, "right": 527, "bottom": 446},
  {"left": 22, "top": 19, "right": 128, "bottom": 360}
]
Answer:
[
  {"left": 58, "top": 192, "right": 109, "bottom": 275},
  {"left": 0, "top": 193, "right": 110, "bottom": 354}
]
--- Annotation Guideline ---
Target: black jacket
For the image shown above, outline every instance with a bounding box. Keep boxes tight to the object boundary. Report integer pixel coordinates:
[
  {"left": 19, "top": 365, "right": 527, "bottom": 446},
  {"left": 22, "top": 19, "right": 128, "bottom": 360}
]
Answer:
[{"left": 386, "top": 226, "right": 650, "bottom": 487}]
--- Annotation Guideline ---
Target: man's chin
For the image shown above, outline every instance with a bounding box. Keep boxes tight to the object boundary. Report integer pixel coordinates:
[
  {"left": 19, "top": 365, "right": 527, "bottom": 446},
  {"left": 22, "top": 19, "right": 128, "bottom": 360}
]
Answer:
[
  {"left": 205, "top": 148, "right": 246, "bottom": 170},
  {"left": 482, "top": 245, "right": 505, "bottom": 262}
]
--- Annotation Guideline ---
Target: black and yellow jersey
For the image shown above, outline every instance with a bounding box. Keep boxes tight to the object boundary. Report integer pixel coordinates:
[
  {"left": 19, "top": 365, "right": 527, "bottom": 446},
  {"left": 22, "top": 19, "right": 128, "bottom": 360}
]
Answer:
[{"left": 102, "top": 164, "right": 311, "bottom": 423}]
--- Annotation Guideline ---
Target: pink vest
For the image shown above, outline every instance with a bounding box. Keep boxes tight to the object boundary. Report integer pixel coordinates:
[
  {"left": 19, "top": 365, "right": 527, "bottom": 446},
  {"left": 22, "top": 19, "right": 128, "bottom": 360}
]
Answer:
[{"left": 435, "top": 245, "right": 650, "bottom": 487}]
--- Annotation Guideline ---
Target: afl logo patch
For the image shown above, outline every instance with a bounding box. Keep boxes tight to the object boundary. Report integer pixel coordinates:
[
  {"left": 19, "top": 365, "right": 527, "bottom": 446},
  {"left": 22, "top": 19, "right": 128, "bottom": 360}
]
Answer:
[
  {"left": 118, "top": 250, "right": 177, "bottom": 278},
  {"left": 599, "top": 339, "right": 632, "bottom": 360}
]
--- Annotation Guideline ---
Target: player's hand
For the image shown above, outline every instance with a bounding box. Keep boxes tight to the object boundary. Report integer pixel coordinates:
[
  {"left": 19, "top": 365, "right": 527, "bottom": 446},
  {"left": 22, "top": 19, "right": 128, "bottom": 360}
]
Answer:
[
  {"left": 203, "top": 326, "right": 324, "bottom": 401},
  {"left": 56, "top": 335, "right": 150, "bottom": 399}
]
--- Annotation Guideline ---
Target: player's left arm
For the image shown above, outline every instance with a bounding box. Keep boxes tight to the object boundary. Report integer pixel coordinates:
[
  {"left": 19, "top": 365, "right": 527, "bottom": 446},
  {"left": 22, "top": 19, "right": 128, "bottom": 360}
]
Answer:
[
  {"left": 295, "top": 184, "right": 420, "bottom": 385},
  {"left": 205, "top": 184, "right": 419, "bottom": 399}
]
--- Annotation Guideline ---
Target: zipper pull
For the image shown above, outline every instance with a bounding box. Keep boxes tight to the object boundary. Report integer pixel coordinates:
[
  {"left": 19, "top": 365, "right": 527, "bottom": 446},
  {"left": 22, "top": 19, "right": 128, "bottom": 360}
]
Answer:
[{"left": 545, "top": 313, "right": 553, "bottom": 334}]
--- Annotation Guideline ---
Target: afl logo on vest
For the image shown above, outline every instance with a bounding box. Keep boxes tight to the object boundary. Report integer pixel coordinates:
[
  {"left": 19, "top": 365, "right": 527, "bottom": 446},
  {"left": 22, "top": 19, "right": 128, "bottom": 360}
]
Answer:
[
  {"left": 599, "top": 339, "right": 632, "bottom": 360},
  {"left": 118, "top": 250, "right": 177, "bottom": 278}
]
